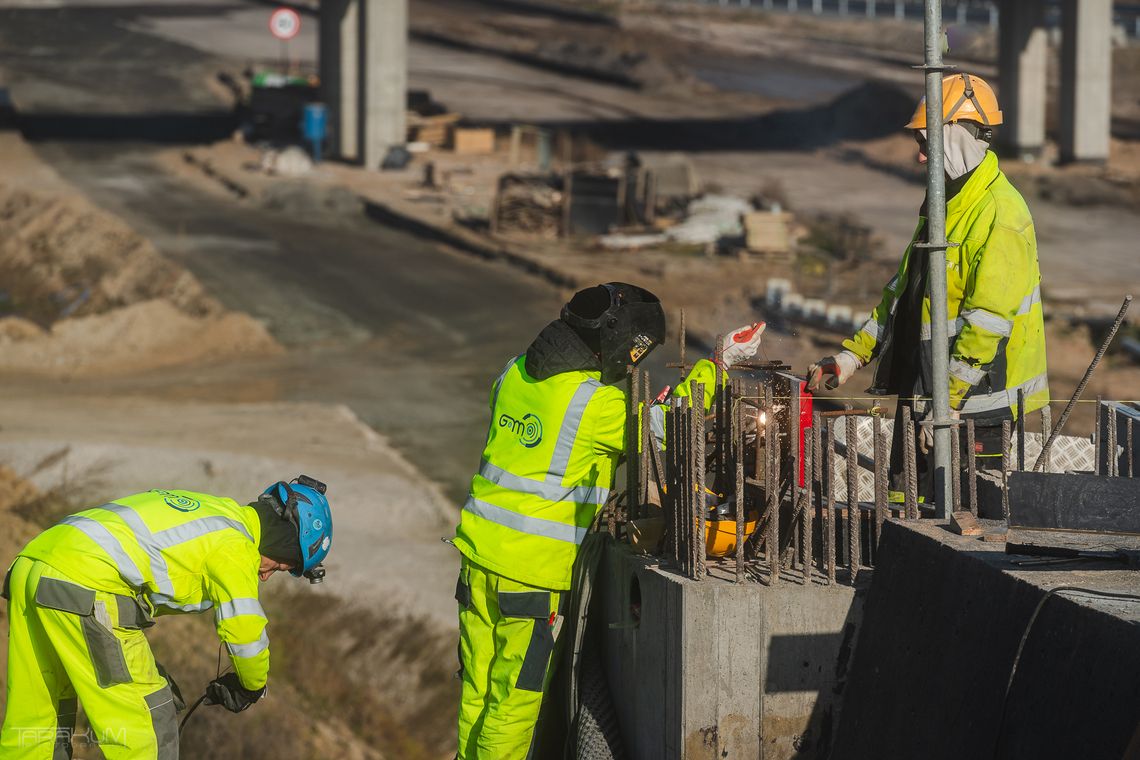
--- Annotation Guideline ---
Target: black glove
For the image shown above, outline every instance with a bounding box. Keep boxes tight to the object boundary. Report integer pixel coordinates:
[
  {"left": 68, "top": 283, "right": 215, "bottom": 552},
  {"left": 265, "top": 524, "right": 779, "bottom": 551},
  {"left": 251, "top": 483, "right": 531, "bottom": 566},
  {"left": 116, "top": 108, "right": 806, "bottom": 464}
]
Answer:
[{"left": 204, "top": 672, "right": 265, "bottom": 713}]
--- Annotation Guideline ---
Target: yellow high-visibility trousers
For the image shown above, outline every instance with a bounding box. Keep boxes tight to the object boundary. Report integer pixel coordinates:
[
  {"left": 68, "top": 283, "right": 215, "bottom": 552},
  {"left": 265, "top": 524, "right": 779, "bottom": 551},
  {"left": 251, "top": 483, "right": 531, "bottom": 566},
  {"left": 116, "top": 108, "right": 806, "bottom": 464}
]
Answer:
[
  {"left": 0, "top": 557, "right": 178, "bottom": 760},
  {"left": 456, "top": 558, "right": 564, "bottom": 760}
]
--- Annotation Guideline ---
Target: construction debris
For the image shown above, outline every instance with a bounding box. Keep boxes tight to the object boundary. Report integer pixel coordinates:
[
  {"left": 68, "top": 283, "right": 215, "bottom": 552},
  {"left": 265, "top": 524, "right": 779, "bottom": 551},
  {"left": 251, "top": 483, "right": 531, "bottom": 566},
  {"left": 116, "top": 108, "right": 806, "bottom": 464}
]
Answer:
[{"left": 491, "top": 173, "right": 564, "bottom": 238}]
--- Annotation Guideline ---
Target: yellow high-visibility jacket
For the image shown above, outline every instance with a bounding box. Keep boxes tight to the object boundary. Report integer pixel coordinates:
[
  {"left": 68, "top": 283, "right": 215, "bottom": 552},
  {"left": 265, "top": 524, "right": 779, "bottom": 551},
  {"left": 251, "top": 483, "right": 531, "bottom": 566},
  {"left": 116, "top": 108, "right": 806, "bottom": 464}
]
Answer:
[
  {"left": 17, "top": 489, "right": 270, "bottom": 690},
  {"left": 843, "top": 151, "right": 1048, "bottom": 419},
  {"left": 454, "top": 356, "right": 717, "bottom": 590}
]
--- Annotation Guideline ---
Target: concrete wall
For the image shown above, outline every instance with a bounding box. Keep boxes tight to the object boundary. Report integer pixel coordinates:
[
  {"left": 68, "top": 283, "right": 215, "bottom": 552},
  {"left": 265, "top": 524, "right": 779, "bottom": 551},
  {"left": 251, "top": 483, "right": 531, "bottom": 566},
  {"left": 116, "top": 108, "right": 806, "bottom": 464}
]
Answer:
[
  {"left": 832, "top": 520, "right": 1140, "bottom": 760},
  {"left": 600, "top": 545, "right": 864, "bottom": 759}
]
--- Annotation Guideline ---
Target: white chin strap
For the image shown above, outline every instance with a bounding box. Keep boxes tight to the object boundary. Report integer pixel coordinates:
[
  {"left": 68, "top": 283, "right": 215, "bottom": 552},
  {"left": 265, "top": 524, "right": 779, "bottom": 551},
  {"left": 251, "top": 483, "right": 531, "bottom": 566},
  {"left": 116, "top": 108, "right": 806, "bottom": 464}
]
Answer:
[{"left": 922, "top": 123, "right": 989, "bottom": 180}]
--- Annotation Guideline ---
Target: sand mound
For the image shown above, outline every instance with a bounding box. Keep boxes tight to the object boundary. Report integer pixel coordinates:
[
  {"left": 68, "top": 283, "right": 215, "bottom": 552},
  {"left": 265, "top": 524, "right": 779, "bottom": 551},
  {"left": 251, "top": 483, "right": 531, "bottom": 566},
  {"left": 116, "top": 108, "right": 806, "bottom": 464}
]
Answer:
[
  {"left": 0, "top": 184, "right": 220, "bottom": 325},
  {"left": 0, "top": 299, "right": 282, "bottom": 375}
]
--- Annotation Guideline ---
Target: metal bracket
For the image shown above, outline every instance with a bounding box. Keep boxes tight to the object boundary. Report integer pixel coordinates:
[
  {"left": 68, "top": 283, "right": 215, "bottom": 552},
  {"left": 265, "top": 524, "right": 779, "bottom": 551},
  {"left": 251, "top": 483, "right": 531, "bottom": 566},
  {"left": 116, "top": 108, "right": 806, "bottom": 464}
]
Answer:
[
  {"left": 917, "top": 418, "right": 964, "bottom": 429},
  {"left": 912, "top": 241, "right": 961, "bottom": 250},
  {"left": 911, "top": 63, "right": 958, "bottom": 72}
]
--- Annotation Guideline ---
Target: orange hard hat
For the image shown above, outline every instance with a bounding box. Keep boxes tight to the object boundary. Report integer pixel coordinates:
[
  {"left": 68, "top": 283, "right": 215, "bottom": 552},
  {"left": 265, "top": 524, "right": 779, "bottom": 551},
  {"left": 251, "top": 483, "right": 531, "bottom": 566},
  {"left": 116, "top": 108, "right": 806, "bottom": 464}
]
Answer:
[
  {"left": 905, "top": 72, "right": 1003, "bottom": 130},
  {"left": 705, "top": 513, "right": 759, "bottom": 558}
]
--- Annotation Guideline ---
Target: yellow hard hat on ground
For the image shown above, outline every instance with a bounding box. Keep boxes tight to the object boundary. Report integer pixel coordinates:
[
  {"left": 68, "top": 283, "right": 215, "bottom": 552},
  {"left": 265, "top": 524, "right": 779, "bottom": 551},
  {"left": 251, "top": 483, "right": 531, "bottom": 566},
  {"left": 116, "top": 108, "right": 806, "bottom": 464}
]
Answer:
[{"left": 905, "top": 72, "right": 1003, "bottom": 129}]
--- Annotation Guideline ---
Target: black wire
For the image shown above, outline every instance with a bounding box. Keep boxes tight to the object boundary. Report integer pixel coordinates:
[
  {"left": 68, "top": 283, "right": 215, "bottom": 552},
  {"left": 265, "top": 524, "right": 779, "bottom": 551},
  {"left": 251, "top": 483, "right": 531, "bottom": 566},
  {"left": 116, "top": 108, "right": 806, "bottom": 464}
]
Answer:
[
  {"left": 991, "top": 585, "right": 1140, "bottom": 760},
  {"left": 179, "top": 694, "right": 208, "bottom": 733}
]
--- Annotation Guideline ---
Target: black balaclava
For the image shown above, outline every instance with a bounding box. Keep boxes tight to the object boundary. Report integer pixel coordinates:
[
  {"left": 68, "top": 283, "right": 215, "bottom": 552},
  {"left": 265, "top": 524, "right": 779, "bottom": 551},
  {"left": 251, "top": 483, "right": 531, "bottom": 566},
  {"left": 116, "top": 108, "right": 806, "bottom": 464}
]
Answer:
[{"left": 252, "top": 497, "right": 302, "bottom": 566}]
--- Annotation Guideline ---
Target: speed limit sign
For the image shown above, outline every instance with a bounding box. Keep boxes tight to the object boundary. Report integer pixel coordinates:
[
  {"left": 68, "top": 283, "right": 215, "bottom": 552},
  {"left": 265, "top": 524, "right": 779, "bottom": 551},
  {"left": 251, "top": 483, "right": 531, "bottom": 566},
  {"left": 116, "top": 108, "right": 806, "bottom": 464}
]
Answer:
[{"left": 269, "top": 8, "right": 301, "bottom": 41}]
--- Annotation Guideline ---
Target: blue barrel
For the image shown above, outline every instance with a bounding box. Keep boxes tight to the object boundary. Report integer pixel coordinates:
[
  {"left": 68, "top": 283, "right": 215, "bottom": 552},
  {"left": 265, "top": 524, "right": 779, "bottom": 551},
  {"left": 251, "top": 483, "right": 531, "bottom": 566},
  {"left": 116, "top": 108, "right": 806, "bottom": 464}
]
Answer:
[{"left": 301, "top": 102, "right": 328, "bottom": 162}]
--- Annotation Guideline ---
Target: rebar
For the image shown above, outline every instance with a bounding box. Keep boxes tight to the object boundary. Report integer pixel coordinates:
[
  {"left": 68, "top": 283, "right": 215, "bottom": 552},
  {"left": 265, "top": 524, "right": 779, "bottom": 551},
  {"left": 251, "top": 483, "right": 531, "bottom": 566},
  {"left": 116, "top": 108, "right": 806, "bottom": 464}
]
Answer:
[
  {"left": 670, "top": 397, "right": 682, "bottom": 567},
  {"left": 903, "top": 406, "right": 918, "bottom": 520},
  {"left": 1016, "top": 388, "right": 1026, "bottom": 472},
  {"left": 694, "top": 382, "right": 707, "bottom": 580},
  {"left": 1108, "top": 403, "right": 1119, "bottom": 478},
  {"left": 1035, "top": 295, "right": 1132, "bottom": 471},
  {"left": 626, "top": 368, "right": 641, "bottom": 522},
  {"left": 873, "top": 416, "right": 888, "bottom": 547},
  {"left": 846, "top": 417, "right": 861, "bottom": 581},
  {"left": 966, "top": 418, "right": 978, "bottom": 516},
  {"left": 825, "top": 419, "right": 836, "bottom": 585},
  {"left": 766, "top": 386, "right": 780, "bottom": 585},
  {"left": 789, "top": 386, "right": 803, "bottom": 575},
  {"left": 1040, "top": 405, "right": 1052, "bottom": 473},
  {"left": 812, "top": 412, "right": 823, "bottom": 578},
  {"left": 735, "top": 382, "right": 746, "bottom": 582},
  {"left": 802, "top": 426, "right": 814, "bottom": 585},
  {"left": 642, "top": 372, "right": 652, "bottom": 507},
  {"left": 1002, "top": 420, "right": 1011, "bottom": 521},
  {"left": 950, "top": 419, "right": 961, "bottom": 513},
  {"left": 679, "top": 309, "right": 687, "bottom": 381}
]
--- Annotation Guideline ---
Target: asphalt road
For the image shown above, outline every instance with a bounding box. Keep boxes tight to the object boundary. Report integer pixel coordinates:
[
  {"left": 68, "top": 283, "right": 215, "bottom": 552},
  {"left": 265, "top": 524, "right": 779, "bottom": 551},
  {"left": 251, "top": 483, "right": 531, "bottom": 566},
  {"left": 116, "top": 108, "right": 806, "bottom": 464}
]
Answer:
[{"left": 0, "top": 2, "right": 566, "bottom": 503}]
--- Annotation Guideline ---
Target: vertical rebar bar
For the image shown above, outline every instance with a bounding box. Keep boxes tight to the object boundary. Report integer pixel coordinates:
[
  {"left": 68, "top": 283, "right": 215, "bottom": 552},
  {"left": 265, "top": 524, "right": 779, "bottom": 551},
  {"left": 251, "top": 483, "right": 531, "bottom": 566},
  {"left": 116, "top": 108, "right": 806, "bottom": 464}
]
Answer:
[
  {"left": 1016, "top": 388, "right": 1026, "bottom": 472},
  {"left": 966, "top": 418, "right": 978, "bottom": 516},
  {"left": 766, "top": 387, "right": 780, "bottom": 585},
  {"left": 1108, "top": 404, "right": 1119, "bottom": 478},
  {"left": 923, "top": 0, "right": 953, "bottom": 520},
  {"left": 903, "top": 406, "right": 918, "bottom": 520},
  {"left": 825, "top": 419, "right": 836, "bottom": 585},
  {"left": 1001, "top": 420, "right": 1011, "bottom": 520},
  {"left": 803, "top": 426, "right": 814, "bottom": 584},
  {"left": 735, "top": 382, "right": 746, "bottom": 582},
  {"left": 1040, "top": 405, "right": 1053, "bottom": 473},
  {"left": 846, "top": 417, "right": 861, "bottom": 581},
  {"left": 669, "top": 397, "right": 680, "bottom": 565},
  {"left": 694, "top": 383, "right": 706, "bottom": 580},
  {"left": 627, "top": 368, "right": 641, "bottom": 522},
  {"left": 642, "top": 372, "right": 652, "bottom": 507},
  {"left": 790, "top": 382, "right": 802, "bottom": 574},
  {"left": 1095, "top": 394, "right": 1103, "bottom": 475},
  {"left": 873, "top": 416, "right": 887, "bottom": 547},
  {"left": 951, "top": 417, "right": 961, "bottom": 513},
  {"left": 679, "top": 309, "right": 687, "bottom": 382},
  {"left": 1128, "top": 417, "right": 1135, "bottom": 479}
]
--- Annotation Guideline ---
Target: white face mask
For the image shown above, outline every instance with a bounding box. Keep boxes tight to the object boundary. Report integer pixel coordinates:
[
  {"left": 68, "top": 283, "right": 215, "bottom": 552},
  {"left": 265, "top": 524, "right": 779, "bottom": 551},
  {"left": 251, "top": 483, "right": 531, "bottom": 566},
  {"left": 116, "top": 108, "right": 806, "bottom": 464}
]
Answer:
[{"left": 919, "top": 123, "right": 989, "bottom": 179}]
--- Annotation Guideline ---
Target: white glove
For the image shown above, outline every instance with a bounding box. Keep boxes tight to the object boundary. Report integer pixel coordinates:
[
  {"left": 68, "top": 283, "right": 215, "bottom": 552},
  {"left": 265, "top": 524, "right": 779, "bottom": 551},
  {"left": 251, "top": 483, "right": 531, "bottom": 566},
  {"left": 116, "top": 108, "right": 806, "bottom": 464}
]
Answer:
[
  {"left": 918, "top": 409, "right": 960, "bottom": 455},
  {"left": 717, "top": 322, "right": 766, "bottom": 368},
  {"left": 806, "top": 351, "right": 862, "bottom": 392}
]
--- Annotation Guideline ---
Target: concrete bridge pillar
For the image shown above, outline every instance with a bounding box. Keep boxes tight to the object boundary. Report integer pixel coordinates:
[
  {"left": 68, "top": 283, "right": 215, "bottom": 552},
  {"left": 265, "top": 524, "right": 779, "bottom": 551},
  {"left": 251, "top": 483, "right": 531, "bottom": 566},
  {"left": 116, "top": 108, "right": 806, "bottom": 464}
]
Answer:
[
  {"left": 996, "top": 0, "right": 1047, "bottom": 160},
  {"left": 1059, "top": 0, "right": 1113, "bottom": 163},
  {"left": 319, "top": 0, "right": 406, "bottom": 167}
]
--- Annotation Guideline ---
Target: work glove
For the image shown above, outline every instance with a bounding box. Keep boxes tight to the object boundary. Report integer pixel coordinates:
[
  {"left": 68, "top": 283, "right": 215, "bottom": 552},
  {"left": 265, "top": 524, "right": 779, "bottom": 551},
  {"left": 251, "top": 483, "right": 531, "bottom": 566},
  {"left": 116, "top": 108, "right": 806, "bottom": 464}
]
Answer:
[
  {"left": 806, "top": 351, "right": 862, "bottom": 392},
  {"left": 205, "top": 673, "right": 265, "bottom": 714},
  {"left": 717, "top": 322, "right": 766, "bottom": 369},
  {"left": 918, "top": 409, "right": 960, "bottom": 455}
]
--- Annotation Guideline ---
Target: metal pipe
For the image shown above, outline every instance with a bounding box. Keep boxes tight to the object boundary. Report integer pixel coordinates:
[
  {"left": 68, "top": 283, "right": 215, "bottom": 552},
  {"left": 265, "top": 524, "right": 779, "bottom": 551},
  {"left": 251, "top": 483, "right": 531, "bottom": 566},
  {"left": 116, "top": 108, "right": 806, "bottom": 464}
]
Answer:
[
  {"left": 1016, "top": 387, "right": 1026, "bottom": 472},
  {"left": 922, "top": 0, "right": 955, "bottom": 520},
  {"left": 1035, "top": 295, "right": 1133, "bottom": 471}
]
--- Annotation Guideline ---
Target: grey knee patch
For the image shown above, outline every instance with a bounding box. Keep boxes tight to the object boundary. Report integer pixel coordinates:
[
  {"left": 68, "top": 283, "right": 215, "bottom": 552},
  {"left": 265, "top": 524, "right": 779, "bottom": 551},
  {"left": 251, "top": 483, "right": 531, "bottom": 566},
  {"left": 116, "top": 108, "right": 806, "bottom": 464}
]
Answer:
[{"left": 145, "top": 686, "right": 180, "bottom": 760}]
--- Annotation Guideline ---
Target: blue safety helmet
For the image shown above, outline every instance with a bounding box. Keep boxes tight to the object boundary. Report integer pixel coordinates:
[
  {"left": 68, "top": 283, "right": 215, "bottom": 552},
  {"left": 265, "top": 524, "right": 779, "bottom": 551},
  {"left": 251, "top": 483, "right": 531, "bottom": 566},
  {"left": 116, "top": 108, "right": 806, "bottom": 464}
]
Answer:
[{"left": 261, "top": 475, "right": 332, "bottom": 584}]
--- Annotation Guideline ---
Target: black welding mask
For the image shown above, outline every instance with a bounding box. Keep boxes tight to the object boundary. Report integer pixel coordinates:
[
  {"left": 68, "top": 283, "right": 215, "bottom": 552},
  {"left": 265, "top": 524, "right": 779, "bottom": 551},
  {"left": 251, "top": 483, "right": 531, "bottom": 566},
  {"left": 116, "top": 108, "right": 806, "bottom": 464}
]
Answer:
[{"left": 561, "top": 282, "right": 666, "bottom": 385}]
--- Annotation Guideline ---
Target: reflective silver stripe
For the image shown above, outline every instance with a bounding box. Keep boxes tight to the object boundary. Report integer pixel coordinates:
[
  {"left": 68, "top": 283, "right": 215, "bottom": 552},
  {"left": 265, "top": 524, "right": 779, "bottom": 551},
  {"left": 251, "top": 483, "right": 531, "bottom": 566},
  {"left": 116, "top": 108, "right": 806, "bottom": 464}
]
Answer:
[
  {"left": 152, "top": 516, "right": 253, "bottom": 547},
  {"left": 920, "top": 318, "right": 965, "bottom": 340},
  {"left": 226, "top": 630, "right": 269, "bottom": 659},
  {"left": 858, "top": 318, "right": 884, "bottom": 342},
  {"left": 98, "top": 504, "right": 175, "bottom": 597},
  {"left": 949, "top": 359, "right": 986, "bottom": 386},
  {"left": 150, "top": 594, "right": 212, "bottom": 613},
  {"left": 961, "top": 308, "right": 1013, "bottom": 337},
  {"left": 59, "top": 516, "right": 147, "bottom": 589},
  {"left": 463, "top": 496, "right": 587, "bottom": 545},
  {"left": 478, "top": 460, "right": 609, "bottom": 505},
  {"left": 1017, "top": 285, "right": 1042, "bottom": 315},
  {"left": 545, "top": 379, "right": 603, "bottom": 483},
  {"left": 215, "top": 598, "right": 266, "bottom": 623},
  {"left": 959, "top": 372, "right": 1049, "bottom": 415},
  {"left": 648, "top": 404, "right": 666, "bottom": 446}
]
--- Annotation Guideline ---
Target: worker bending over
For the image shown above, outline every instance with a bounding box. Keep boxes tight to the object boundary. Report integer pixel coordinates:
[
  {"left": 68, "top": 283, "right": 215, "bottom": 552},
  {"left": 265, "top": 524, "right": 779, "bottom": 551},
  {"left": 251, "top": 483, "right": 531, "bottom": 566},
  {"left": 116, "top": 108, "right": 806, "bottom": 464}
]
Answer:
[
  {"left": 0, "top": 476, "right": 333, "bottom": 759},
  {"left": 808, "top": 73, "right": 1048, "bottom": 513},
  {"left": 452, "top": 282, "right": 765, "bottom": 758}
]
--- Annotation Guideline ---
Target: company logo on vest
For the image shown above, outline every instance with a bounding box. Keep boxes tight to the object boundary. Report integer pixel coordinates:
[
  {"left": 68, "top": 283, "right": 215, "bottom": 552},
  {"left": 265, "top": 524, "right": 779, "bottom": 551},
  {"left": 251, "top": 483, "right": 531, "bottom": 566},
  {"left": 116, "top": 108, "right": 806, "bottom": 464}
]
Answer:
[{"left": 499, "top": 412, "right": 543, "bottom": 448}]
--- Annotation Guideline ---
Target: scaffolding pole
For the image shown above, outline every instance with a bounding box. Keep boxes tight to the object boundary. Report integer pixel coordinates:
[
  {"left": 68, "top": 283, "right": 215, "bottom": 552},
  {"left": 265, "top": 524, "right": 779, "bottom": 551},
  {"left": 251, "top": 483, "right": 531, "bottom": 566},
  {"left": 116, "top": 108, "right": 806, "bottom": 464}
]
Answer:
[{"left": 921, "top": 0, "right": 954, "bottom": 519}]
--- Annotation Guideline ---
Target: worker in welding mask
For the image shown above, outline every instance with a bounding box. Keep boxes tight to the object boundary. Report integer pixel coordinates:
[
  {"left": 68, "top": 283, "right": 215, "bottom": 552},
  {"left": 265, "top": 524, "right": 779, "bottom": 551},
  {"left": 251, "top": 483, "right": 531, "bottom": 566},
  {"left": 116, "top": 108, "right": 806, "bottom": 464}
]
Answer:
[
  {"left": 451, "top": 282, "right": 764, "bottom": 758},
  {"left": 806, "top": 73, "right": 1048, "bottom": 514},
  {"left": 1, "top": 478, "right": 332, "bottom": 759}
]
